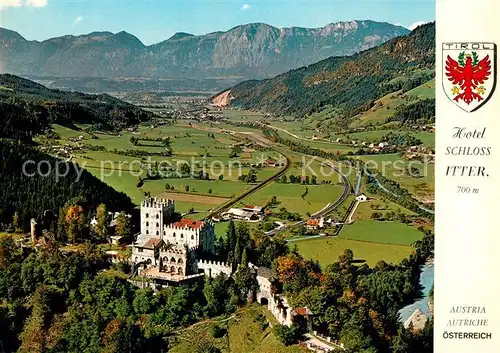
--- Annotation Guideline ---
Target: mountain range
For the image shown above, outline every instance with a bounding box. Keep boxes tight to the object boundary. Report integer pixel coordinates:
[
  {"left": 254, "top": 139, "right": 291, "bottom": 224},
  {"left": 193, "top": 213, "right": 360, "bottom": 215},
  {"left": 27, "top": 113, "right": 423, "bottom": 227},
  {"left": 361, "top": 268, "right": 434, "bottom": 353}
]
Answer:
[
  {"left": 0, "top": 20, "right": 408, "bottom": 79},
  {"left": 216, "top": 22, "right": 435, "bottom": 119}
]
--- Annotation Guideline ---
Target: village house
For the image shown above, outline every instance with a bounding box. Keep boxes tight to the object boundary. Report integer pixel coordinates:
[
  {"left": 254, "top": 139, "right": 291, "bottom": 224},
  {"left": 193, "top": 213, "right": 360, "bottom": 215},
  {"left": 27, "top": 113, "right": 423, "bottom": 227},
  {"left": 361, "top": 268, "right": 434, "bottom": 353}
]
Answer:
[
  {"left": 223, "top": 205, "right": 264, "bottom": 222},
  {"left": 263, "top": 159, "right": 277, "bottom": 167},
  {"left": 306, "top": 217, "right": 324, "bottom": 230},
  {"left": 356, "top": 193, "right": 368, "bottom": 202}
]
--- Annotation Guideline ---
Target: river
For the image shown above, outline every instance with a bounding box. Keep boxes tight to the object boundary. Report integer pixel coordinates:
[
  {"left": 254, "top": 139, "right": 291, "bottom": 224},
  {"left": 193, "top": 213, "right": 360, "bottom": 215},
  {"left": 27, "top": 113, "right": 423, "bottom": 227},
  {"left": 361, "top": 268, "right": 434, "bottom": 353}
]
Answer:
[{"left": 398, "top": 263, "right": 434, "bottom": 322}]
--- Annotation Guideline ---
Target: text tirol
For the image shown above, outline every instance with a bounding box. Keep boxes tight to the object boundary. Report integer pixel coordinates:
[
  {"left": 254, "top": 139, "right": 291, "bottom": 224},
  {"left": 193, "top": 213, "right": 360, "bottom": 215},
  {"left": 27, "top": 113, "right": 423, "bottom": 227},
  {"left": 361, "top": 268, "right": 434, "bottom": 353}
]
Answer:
[{"left": 442, "top": 42, "right": 495, "bottom": 50}]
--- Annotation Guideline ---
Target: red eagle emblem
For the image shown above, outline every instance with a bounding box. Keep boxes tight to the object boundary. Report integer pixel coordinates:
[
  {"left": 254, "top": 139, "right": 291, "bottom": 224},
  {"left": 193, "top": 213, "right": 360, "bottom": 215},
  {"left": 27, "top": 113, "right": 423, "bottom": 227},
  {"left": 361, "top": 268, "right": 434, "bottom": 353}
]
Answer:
[{"left": 445, "top": 51, "right": 492, "bottom": 104}]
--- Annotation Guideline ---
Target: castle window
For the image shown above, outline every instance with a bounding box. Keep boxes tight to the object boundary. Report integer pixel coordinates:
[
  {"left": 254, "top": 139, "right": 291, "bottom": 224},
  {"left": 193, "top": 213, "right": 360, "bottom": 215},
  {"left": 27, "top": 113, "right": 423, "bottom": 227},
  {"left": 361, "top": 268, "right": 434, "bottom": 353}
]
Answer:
[
  {"left": 178, "top": 267, "right": 183, "bottom": 275},
  {"left": 156, "top": 214, "right": 159, "bottom": 219},
  {"left": 156, "top": 231, "right": 159, "bottom": 236},
  {"left": 156, "top": 222, "right": 159, "bottom": 227},
  {"left": 191, "top": 235, "right": 194, "bottom": 240},
  {"left": 181, "top": 234, "right": 184, "bottom": 239},
  {"left": 146, "top": 213, "right": 149, "bottom": 218},
  {"left": 173, "top": 232, "right": 176, "bottom": 237},
  {"left": 170, "top": 257, "right": 176, "bottom": 263},
  {"left": 178, "top": 258, "right": 183, "bottom": 264},
  {"left": 146, "top": 222, "right": 149, "bottom": 226},
  {"left": 146, "top": 230, "right": 149, "bottom": 235}
]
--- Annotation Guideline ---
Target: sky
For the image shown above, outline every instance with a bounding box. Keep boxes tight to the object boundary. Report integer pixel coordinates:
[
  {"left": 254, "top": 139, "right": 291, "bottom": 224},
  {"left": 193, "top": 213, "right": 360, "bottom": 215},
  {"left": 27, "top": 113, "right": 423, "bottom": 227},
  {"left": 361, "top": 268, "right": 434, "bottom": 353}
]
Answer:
[{"left": 0, "top": 0, "right": 435, "bottom": 45}]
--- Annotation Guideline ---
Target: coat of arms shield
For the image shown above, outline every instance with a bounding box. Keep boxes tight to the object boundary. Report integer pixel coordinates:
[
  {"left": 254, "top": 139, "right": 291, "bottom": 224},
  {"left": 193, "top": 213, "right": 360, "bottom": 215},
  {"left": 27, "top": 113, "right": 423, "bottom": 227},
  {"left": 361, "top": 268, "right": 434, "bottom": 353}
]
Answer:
[{"left": 442, "top": 42, "right": 496, "bottom": 112}]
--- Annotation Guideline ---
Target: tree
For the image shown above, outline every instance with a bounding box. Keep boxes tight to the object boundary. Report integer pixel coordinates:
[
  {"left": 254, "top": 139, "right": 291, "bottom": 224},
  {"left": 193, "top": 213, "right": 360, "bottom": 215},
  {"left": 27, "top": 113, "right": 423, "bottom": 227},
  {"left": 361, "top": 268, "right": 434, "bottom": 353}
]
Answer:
[
  {"left": 185, "top": 185, "right": 190, "bottom": 192},
  {"left": 133, "top": 288, "right": 157, "bottom": 315},
  {"left": 102, "top": 317, "right": 134, "bottom": 353},
  {"left": 225, "top": 220, "right": 236, "bottom": 252},
  {"left": 241, "top": 248, "right": 248, "bottom": 266},
  {"left": 208, "top": 189, "right": 213, "bottom": 194},
  {"left": 273, "top": 325, "right": 301, "bottom": 346},
  {"left": 66, "top": 205, "right": 86, "bottom": 243},
  {"left": 115, "top": 212, "right": 131, "bottom": 238},
  {"left": 12, "top": 211, "right": 22, "bottom": 233},
  {"left": 218, "top": 175, "right": 224, "bottom": 181},
  {"left": 165, "top": 183, "right": 171, "bottom": 190},
  {"left": 94, "top": 204, "right": 108, "bottom": 240}
]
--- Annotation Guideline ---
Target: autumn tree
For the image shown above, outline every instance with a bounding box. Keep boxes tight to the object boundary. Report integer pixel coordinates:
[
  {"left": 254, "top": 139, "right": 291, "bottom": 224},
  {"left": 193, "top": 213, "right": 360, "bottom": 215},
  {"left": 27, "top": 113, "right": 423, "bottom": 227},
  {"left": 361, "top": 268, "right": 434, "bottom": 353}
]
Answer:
[
  {"left": 65, "top": 205, "right": 86, "bottom": 243},
  {"left": 102, "top": 317, "right": 134, "bottom": 353}
]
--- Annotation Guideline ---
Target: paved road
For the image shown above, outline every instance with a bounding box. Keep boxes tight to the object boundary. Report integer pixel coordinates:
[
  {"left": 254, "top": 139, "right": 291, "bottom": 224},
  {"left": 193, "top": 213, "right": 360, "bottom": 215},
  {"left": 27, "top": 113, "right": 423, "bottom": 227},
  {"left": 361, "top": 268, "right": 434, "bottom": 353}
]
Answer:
[
  {"left": 266, "top": 158, "right": 351, "bottom": 236},
  {"left": 196, "top": 124, "right": 352, "bottom": 227}
]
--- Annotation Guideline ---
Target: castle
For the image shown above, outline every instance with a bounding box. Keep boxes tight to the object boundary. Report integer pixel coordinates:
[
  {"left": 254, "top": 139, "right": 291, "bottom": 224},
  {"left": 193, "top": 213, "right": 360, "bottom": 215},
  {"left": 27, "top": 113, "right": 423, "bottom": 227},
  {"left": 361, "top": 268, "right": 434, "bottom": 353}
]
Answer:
[{"left": 131, "top": 197, "right": 231, "bottom": 287}]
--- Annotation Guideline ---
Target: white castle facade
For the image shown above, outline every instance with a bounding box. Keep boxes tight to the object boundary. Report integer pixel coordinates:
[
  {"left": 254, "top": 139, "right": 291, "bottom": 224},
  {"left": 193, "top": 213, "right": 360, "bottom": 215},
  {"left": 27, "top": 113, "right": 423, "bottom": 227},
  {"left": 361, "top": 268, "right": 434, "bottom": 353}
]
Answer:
[{"left": 131, "top": 197, "right": 230, "bottom": 286}]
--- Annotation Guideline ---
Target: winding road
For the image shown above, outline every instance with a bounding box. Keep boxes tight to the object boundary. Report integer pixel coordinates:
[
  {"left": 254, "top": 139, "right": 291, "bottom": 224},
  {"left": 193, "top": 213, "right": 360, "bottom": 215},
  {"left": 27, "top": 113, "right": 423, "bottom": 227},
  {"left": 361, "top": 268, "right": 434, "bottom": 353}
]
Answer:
[
  {"left": 192, "top": 123, "right": 352, "bottom": 230},
  {"left": 266, "top": 158, "right": 351, "bottom": 236}
]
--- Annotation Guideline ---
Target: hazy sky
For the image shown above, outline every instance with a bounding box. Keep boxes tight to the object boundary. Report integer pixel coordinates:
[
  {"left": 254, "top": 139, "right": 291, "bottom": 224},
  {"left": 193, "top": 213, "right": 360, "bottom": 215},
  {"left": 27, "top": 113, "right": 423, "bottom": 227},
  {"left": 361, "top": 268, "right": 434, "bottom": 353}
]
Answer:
[{"left": 0, "top": 0, "right": 434, "bottom": 45}]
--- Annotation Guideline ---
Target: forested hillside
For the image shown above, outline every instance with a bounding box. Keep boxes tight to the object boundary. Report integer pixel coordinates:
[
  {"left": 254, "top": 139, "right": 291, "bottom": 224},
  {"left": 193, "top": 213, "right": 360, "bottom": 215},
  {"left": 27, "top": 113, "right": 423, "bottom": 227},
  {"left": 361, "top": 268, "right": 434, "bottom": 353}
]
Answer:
[
  {"left": 0, "top": 140, "right": 134, "bottom": 229},
  {"left": 224, "top": 23, "right": 435, "bottom": 119},
  {"left": 0, "top": 74, "right": 153, "bottom": 140}
]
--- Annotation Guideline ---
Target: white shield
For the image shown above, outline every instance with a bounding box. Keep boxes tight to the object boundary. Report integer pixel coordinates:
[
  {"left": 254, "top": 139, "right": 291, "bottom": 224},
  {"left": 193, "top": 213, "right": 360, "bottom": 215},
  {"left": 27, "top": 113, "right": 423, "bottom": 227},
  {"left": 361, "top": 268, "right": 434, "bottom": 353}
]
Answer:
[{"left": 442, "top": 42, "right": 497, "bottom": 112}]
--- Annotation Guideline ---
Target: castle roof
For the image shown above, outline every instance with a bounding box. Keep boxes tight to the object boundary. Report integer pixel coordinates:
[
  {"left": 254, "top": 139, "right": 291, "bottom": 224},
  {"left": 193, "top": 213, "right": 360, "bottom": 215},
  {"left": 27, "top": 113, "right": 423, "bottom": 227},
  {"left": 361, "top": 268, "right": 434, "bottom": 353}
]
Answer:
[
  {"left": 170, "top": 219, "right": 205, "bottom": 230},
  {"left": 257, "top": 266, "right": 276, "bottom": 280},
  {"left": 136, "top": 237, "right": 163, "bottom": 249},
  {"left": 292, "top": 307, "right": 313, "bottom": 317}
]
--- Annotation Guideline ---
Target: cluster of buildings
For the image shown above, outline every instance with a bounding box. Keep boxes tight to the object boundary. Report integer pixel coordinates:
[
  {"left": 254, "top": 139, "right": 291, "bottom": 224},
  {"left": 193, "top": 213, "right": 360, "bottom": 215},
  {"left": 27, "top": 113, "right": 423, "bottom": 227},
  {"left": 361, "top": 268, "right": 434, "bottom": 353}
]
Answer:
[
  {"left": 130, "top": 197, "right": 231, "bottom": 287},
  {"left": 222, "top": 205, "right": 265, "bottom": 222}
]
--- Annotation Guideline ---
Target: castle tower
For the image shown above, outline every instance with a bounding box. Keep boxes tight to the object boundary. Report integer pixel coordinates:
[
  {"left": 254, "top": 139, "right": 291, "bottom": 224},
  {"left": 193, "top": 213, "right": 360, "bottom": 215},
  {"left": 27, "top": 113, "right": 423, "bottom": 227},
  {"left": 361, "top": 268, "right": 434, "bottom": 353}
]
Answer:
[
  {"left": 140, "top": 198, "right": 175, "bottom": 238},
  {"left": 30, "top": 218, "right": 38, "bottom": 244}
]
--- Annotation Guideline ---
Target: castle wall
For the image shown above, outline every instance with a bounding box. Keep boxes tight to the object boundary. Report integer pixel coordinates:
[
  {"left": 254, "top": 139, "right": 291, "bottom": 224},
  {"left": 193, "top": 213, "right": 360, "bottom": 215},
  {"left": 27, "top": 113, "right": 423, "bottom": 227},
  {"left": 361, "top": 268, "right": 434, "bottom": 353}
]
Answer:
[
  {"left": 197, "top": 259, "right": 232, "bottom": 278},
  {"left": 163, "top": 226, "right": 200, "bottom": 249}
]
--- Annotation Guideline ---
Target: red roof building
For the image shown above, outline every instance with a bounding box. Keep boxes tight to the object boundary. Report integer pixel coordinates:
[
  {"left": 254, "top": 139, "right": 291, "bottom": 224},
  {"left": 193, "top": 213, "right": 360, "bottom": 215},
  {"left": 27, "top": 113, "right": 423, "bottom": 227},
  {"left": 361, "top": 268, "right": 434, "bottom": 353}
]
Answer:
[{"left": 171, "top": 219, "right": 205, "bottom": 229}]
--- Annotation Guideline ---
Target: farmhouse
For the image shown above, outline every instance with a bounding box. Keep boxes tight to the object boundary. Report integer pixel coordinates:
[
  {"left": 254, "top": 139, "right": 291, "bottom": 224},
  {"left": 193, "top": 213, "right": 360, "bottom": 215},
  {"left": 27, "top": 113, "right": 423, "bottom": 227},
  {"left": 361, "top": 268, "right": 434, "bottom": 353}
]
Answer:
[
  {"left": 263, "top": 159, "right": 277, "bottom": 167},
  {"left": 223, "top": 206, "right": 264, "bottom": 221},
  {"left": 356, "top": 193, "right": 368, "bottom": 202},
  {"left": 306, "top": 217, "right": 324, "bottom": 230}
]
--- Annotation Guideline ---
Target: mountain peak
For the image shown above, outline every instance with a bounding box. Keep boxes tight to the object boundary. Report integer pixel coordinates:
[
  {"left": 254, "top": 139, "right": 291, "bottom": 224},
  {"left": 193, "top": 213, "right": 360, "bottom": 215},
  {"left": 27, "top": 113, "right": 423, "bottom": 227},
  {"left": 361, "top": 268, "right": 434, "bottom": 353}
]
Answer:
[{"left": 168, "top": 32, "right": 194, "bottom": 41}]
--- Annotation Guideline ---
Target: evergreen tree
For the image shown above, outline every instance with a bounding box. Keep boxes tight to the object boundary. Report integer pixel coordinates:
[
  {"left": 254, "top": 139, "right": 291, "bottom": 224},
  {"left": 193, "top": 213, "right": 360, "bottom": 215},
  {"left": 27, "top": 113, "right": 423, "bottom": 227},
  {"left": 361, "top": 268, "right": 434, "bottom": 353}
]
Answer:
[{"left": 225, "top": 220, "right": 236, "bottom": 251}]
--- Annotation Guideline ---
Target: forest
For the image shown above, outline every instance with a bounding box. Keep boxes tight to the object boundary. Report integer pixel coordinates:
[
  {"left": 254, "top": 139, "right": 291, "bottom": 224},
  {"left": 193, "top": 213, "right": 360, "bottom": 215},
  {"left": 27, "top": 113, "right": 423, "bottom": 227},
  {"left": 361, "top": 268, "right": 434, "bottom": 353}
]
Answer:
[
  {"left": 0, "top": 74, "right": 153, "bottom": 135},
  {"left": 0, "top": 220, "right": 434, "bottom": 353},
  {"left": 0, "top": 139, "right": 134, "bottom": 230}
]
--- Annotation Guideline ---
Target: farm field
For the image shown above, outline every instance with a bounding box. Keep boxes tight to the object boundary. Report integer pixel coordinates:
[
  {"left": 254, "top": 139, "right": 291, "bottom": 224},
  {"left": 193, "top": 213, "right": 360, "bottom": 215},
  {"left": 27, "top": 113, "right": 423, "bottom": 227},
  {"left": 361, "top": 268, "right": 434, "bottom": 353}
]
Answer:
[
  {"left": 237, "top": 183, "right": 345, "bottom": 217},
  {"left": 169, "top": 305, "right": 302, "bottom": 353},
  {"left": 353, "top": 198, "right": 416, "bottom": 221},
  {"left": 339, "top": 220, "right": 424, "bottom": 246},
  {"left": 295, "top": 236, "right": 413, "bottom": 267}
]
